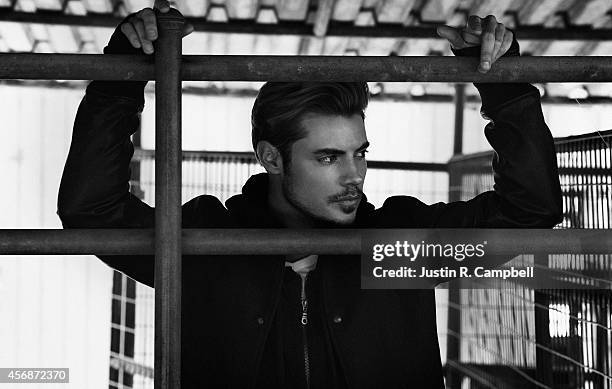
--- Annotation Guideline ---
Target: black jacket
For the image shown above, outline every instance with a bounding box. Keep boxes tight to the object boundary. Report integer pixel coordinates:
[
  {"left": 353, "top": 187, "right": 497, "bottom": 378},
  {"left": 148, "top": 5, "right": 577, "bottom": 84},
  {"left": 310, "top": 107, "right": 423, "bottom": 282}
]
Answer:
[{"left": 57, "top": 32, "right": 562, "bottom": 389}]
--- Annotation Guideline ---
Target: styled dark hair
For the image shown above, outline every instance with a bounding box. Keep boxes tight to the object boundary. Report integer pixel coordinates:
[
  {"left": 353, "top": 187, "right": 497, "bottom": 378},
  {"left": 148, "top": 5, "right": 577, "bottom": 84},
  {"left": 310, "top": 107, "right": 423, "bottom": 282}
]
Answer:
[{"left": 251, "top": 82, "right": 369, "bottom": 165}]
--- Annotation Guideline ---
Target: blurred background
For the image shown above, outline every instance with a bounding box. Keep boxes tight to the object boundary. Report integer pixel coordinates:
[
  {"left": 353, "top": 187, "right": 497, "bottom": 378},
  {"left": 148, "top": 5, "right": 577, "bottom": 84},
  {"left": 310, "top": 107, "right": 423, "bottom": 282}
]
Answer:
[{"left": 0, "top": 0, "right": 611, "bottom": 388}]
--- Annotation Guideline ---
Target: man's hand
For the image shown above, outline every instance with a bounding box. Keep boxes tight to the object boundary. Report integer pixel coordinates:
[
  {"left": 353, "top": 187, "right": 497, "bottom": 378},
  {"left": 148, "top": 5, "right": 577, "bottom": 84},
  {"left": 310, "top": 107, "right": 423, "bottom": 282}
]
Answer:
[
  {"left": 120, "top": 0, "right": 194, "bottom": 54},
  {"left": 437, "top": 15, "right": 514, "bottom": 73}
]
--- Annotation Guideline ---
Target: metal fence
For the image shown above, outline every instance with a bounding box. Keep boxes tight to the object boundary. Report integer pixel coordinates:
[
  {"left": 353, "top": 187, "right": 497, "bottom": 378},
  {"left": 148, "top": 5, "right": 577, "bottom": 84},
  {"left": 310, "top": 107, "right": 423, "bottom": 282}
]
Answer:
[{"left": 446, "top": 130, "right": 612, "bottom": 389}]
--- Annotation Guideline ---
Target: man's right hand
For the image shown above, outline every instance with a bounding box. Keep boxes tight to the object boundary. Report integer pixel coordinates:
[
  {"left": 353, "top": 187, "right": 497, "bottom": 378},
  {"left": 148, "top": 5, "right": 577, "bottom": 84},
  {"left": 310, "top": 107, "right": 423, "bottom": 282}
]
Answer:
[{"left": 120, "top": 0, "right": 194, "bottom": 54}]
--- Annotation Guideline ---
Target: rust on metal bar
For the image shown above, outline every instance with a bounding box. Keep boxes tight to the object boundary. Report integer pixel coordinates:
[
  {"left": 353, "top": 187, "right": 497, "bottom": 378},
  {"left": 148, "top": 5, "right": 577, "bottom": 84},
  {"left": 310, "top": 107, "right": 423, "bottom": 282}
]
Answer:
[
  {"left": 154, "top": 9, "right": 184, "bottom": 389},
  {"left": 0, "top": 229, "right": 154, "bottom": 255},
  {"left": 2, "top": 55, "right": 612, "bottom": 82},
  {"left": 180, "top": 56, "right": 612, "bottom": 82},
  {"left": 1, "top": 229, "right": 611, "bottom": 255}
]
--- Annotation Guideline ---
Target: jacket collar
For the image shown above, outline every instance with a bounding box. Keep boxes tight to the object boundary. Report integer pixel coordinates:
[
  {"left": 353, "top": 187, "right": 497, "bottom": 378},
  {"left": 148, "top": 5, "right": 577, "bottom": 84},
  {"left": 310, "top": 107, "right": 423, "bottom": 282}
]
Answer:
[{"left": 225, "top": 173, "right": 374, "bottom": 227}]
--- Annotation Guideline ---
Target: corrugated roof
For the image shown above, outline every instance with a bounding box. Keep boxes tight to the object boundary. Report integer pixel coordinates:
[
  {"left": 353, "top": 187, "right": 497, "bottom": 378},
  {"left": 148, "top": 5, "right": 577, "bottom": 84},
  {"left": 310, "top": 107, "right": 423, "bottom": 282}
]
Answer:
[{"left": 1, "top": 0, "right": 612, "bottom": 98}]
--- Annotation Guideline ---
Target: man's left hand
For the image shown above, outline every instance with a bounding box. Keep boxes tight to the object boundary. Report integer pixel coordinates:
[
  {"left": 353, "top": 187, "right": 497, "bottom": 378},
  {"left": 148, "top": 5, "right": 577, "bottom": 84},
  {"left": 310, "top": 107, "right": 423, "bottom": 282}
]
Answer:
[{"left": 437, "top": 15, "right": 514, "bottom": 73}]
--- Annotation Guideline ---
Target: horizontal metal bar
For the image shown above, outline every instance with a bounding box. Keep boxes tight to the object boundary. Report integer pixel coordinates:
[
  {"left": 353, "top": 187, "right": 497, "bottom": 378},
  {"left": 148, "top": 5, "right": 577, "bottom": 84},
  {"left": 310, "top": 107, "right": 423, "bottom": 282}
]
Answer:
[
  {"left": 2, "top": 54, "right": 612, "bottom": 82},
  {"left": 133, "top": 149, "right": 449, "bottom": 172},
  {"left": 0, "top": 11, "right": 610, "bottom": 41},
  {"left": 369, "top": 160, "right": 448, "bottom": 172},
  {"left": 554, "top": 128, "right": 612, "bottom": 144},
  {"left": 0, "top": 229, "right": 611, "bottom": 255}
]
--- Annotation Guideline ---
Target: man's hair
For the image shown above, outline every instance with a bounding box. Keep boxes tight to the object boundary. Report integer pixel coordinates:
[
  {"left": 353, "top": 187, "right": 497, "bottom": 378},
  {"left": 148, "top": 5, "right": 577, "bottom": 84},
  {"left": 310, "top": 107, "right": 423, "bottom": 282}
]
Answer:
[{"left": 251, "top": 82, "right": 370, "bottom": 166}]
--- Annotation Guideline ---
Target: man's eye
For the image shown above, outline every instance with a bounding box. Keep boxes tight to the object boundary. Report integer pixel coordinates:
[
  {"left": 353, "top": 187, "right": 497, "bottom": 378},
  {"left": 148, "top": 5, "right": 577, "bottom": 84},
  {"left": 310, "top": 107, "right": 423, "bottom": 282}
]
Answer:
[
  {"left": 356, "top": 150, "right": 369, "bottom": 158},
  {"left": 319, "top": 155, "right": 337, "bottom": 164}
]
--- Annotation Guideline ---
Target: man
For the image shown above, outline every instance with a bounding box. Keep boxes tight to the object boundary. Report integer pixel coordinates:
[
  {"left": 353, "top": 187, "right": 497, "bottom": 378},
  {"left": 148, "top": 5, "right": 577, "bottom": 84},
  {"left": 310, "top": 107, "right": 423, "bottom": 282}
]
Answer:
[{"left": 58, "top": 1, "right": 562, "bottom": 388}]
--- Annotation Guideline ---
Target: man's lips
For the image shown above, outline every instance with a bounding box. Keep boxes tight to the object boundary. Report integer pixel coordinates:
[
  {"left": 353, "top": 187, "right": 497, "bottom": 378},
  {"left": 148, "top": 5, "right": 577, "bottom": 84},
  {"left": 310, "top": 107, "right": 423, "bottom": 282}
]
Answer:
[{"left": 333, "top": 195, "right": 362, "bottom": 203}]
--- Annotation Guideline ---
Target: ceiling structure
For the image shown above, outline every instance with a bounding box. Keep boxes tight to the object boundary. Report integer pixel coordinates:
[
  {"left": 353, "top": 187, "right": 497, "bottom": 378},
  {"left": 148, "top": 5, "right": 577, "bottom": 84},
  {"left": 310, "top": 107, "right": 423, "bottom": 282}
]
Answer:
[{"left": 1, "top": 0, "right": 612, "bottom": 100}]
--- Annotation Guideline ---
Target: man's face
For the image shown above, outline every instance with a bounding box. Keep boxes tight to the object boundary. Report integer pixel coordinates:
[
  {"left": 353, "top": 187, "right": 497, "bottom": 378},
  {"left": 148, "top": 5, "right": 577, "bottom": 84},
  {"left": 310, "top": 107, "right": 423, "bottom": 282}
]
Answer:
[{"left": 281, "top": 113, "right": 368, "bottom": 225}]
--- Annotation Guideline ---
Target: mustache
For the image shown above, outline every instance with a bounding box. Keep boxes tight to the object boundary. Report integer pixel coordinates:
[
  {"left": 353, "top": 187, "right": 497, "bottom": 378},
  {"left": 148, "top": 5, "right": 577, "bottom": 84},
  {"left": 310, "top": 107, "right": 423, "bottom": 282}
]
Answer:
[{"left": 330, "top": 187, "right": 364, "bottom": 202}]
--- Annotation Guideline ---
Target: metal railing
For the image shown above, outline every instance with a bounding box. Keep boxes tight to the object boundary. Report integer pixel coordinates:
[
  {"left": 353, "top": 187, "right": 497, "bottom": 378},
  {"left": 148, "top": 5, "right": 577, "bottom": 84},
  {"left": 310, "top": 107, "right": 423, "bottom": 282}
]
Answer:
[
  {"left": 1, "top": 10, "right": 612, "bottom": 389},
  {"left": 2, "top": 54, "right": 612, "bottom": 82}
]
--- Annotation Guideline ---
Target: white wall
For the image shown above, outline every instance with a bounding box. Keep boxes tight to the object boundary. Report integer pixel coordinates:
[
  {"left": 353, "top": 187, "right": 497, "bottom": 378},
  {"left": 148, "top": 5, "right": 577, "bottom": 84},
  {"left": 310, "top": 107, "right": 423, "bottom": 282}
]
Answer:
[{"left": 0, "top": 84, "right": 112, "bottom": 389}]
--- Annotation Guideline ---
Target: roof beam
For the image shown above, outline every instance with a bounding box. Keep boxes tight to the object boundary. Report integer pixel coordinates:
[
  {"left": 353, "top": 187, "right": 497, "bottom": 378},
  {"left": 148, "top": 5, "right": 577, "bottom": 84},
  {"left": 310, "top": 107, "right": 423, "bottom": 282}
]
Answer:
[
  {"left": 469, "top": 0, "right": 514, "bottom": 20},
  {"left": 313, "top": 0, "right": 335, "bottom": 37},
  {"left": 226, "top": 0, "right": 259, "bottom": 19},
  {"left": 420, "top": 0, "right": 461, "bottom": 23},
  {"left": 276, "top": 0, "right": 308, "bottom": 21},
  {"left": 567, "top": 0, "right": 612, "bottom": 26},
  {"left": 0, "top": 11, "right": 612, "bottom": 40},
  {"left": 331, "top": 0, "right": 361, "bottom": 22},
  {"left": 375, "top": 0, "right": 416, "bottom": 24}
]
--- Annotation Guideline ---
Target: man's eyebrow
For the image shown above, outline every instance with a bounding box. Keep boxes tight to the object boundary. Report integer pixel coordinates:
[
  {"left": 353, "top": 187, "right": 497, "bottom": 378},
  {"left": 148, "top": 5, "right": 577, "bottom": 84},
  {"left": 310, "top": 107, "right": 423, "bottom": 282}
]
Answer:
[
  {"left": 357, "top": 141, "right": 370, "bottom": 151},
  {"left": 313, "top": 142, "right": 370, "bottom": 155},
  {"left": 313, "top": 148, "right": 346, "bottom": 155}
]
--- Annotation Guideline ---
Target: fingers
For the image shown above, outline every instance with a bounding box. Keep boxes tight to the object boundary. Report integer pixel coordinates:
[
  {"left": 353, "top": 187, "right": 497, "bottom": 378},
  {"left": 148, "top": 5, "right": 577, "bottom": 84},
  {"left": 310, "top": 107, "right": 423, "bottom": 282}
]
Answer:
[
  {"left": 478, "top": 15, "right": 498, "bottom": 73},
  {"left": 446, "top": 14, "right": 515, "bottom": 73},
  {"left": 493, "top": 27, "right": 512, "bottom": 62},
  {"left": 140, "top": 8, "right": 158, "bottom": 40},
  {"left": 121, "top": 5, "right": 194, "bottom": 54},
  {"left": 121, "top": 22, "right": 141, "bottom": 49},
  {"left": 436, "top": 25, "right": 467, "bottom": 50},
  {"left": 154, "top": 0, "right": 170, "bottom": 12},
  {"left": 132, "top": 18, "right": 151, "bottom": 52},
  {"left": 122, "top": 8, "right": 156, "bottom": 53},
  {"left": 492, "top": 23, "right": 504, "bottom": 60},
  {"left": 132, "top": 18, "right": 152, "bottom": 53},
  {"left": 465, "top": 15, "right": 482, "bottom": 35}
]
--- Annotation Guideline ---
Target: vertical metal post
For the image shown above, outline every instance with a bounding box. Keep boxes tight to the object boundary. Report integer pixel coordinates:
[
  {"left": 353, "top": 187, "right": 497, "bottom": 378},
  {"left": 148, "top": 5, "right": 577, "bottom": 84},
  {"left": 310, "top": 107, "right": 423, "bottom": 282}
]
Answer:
[
  {"left": 154, "top": 9, "right": 184, "bottom": 389},
  {"left": 534, "top": 264, "right": 553, "bottom": 386},
  {"left": 445, "top": 289, "right": 462, "bottom": 388},
  {"left": 453, "top": 83, "right": 465, "bottom": 156},
  {"left": 446, "top": 85, "right": 465, "bottom": 387}
]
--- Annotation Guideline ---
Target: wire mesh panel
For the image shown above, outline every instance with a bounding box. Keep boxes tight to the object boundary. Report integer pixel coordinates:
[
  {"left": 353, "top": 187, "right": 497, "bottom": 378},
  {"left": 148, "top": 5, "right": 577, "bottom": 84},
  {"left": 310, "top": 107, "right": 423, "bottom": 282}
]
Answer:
[
  {"left": 135, "top": 151, "right": 265, "bottom": 205},
  {"left": 447, "top": 130, "right": 612, "bottom": 389},
  {"left": 132, "top": 150, "right": 449, "bottom": 207},
  {"left": 557, "top": 133, "right": 612, "bottom": 229}
]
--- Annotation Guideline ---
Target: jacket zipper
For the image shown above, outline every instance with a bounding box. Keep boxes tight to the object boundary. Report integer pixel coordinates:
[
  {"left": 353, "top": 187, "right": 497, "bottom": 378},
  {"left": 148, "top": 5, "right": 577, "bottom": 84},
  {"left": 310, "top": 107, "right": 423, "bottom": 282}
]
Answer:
[{"left": 300, "top": 273, "right": 310, "bottom": 389}]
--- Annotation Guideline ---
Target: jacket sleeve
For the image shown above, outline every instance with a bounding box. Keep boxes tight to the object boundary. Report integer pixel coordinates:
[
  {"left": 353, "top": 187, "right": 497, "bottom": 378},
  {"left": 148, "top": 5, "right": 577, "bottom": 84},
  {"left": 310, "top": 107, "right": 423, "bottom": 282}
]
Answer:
[
  {"left": 430, "top": 88, "right": 561, "bottom": 228},
  {"left": 57, "top": 20, "right": 156, "bottom": 286},
  {"left": 57, "top": 82, "right": 159, "bottom": 285},
  {"left": 379, "top": 40, "right": 563, "bottom": 228},
  {"left": 58, "top": 21, "right": 231, "bottom": 287}
]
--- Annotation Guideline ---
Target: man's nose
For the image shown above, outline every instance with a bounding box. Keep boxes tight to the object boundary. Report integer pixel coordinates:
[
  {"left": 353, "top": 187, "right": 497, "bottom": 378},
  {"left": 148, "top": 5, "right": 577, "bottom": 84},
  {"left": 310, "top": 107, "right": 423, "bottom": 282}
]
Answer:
[{"left": 341, "top": 159, "right": 365, "bottom": 186}]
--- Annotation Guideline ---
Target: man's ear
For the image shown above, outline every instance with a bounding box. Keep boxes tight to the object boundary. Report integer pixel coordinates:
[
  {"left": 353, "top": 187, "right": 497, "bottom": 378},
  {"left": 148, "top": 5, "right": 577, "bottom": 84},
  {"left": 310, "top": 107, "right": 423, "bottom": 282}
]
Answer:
[{"left": 256, "top": 141, "right": 284, "bottom": 175}]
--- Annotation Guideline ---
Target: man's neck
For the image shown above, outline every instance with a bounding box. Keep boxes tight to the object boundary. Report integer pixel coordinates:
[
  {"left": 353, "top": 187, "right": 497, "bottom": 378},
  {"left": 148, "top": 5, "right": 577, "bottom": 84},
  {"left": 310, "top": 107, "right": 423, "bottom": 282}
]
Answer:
[
  {"left": 267, "top": 175, "right": 315, "bottom": 229},
  {"left": 267, "top": 178, "right": 314, "bottom": 261}
]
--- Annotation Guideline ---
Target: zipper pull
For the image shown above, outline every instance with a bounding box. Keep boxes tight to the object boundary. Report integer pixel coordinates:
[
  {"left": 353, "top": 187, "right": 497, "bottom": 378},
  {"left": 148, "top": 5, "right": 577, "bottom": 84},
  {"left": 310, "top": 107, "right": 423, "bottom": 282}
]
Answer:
[
  {"left": 300, "top": 273, "right": 308, "bottom": 326},
  {"left": 301, "top": 300, "right": 308, "bottom": 326}
]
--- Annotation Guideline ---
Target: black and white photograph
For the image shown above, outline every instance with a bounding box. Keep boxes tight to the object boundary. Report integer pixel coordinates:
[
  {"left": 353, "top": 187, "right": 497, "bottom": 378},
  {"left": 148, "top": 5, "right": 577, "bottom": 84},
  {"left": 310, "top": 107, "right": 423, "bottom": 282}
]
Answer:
[{"left": 0, "top": 0, "right": 611, "bottom": 388}]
